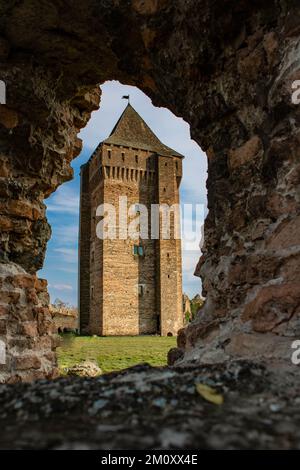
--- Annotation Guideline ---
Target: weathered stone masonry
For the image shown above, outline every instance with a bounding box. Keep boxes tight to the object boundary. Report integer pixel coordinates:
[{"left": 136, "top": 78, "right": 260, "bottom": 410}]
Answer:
[
  {"left": 0, "top": 0, "right": 299, "bottom": 381},
  {"left": 79, "top": 104, "right": 183, "bottom": 336}
]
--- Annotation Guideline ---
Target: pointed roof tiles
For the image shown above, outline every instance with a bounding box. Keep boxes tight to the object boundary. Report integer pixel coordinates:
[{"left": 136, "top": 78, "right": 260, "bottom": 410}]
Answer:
[{"left": 103, "top": 104, "right": 183, "bottom": 158}]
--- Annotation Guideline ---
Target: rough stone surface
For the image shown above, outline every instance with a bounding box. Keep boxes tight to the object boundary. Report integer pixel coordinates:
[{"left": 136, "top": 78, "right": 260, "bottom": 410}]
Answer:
[
  {"left": 0, "top": 263, "right": 58, "bottom": 383},
  {"left": 0, "top": 1, "right": 299, "bottom": 379},
  {"left": 66, "top": 360, "right": 102, "bottom": 378},
  {"left": 1, "top": 362, "right": 300, "bottom": 449}
]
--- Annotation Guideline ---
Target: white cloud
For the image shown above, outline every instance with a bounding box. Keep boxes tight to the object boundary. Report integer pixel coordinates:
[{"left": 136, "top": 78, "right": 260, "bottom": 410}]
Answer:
[
  {"left": 182, "top": 250, "right": 201, "bottom": 273},
  {"left": 46, "top": 186, "right": 79, "bottom": 215},
  {"left": 53, "top": 224, "right": 79, "bottom": 245},
  {"left": 53, "top": 247, "right": 78, "bottom": 264},
  {"left": 56, "top": 267, "right": 78, "bottom": 274},
  {"left": 49, "top": 283, "right": 73, "bottom": 291}
]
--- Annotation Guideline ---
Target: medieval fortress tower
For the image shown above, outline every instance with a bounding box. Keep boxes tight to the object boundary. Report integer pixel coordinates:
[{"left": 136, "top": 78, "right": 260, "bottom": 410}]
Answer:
[{"left": 79, "top": 103, "right": 183, "bottom": 336}]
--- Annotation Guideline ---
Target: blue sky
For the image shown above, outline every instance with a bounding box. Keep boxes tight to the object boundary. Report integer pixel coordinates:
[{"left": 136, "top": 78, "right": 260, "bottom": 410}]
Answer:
[{"left": 39, "top": 81, "right": 208, "bottom": 305}]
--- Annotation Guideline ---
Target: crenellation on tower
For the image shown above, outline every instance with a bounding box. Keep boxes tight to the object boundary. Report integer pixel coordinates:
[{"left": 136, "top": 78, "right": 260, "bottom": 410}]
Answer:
[{"left": 79, "top": 104, "right": 183, "bottom": 336}]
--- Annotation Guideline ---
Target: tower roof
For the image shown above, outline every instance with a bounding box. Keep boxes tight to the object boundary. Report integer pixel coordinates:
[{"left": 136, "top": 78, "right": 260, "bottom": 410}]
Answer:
[{"left": 103, "top": 104, "right": 184, "bottom": 158}]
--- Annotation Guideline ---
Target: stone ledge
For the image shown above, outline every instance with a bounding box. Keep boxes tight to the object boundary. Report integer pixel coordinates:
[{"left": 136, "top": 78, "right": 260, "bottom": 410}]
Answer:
[{"left": 0, "top": 361, "right": 299, "bottom": 449}]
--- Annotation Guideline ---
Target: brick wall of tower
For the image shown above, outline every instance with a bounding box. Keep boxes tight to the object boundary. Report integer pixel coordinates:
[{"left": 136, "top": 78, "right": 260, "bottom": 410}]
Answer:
[
  {"left": 79, "top": 162, "right": 91, "bottom": 333},
  {"left": 81, "top": 142, "right": 183, "bottom": 337},
  {"left": 157, "top": 155, "right": 183, "bottom": 336},
  {"left": 101, "top": 144, "right": 158, "bottom": 335},
  {"left": 175, "top": 161, "right": 183, "bottom": 334},
  {"left": 89, "top": 148, "right": 104, "bottom": 334}
]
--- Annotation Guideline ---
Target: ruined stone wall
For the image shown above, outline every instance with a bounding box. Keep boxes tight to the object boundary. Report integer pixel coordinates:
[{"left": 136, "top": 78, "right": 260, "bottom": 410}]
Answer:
[
  {"left": 52, "top": 312, "right": 78, "bottom": 333},
  {"left": 0, "top": 0, "right": 299, "bottom": 380},
  {"left": 173, "top": 3, "right": 300, "bottom": 365},
  {"left": 183, "top": 294, "right": 192, "bottom": 323},
  {"left": 0, "top": 60, "right": 100, "bottom": 380},
  {"left": 0, "top": 264, "right": 58, "bottom": 383}
]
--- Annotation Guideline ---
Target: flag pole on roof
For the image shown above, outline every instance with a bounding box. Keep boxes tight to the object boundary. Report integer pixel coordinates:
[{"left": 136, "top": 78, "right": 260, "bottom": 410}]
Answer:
[{"left": 122, "top": 94, "right": 130, "bottom": 104}]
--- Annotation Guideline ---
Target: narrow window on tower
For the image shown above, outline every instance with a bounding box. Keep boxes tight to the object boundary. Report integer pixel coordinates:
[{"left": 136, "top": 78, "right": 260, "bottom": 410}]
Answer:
[
  {"left": 108, "top": 149, "right": 111, "bottom": 159},
  {"left": 133, "top": 244, "right": 144, "bottom": 257},
  {"left": 135, "top": 155, "right": 138, "bottom": 163},
  {"left": 138, "top": 284, "right": 144, "bottom": 296},
  {"left": 122, "top": 152, "right": 125, "bottom": 162},
  {"left": 138, "top": 246, "right": 144, "bottom": 256}
]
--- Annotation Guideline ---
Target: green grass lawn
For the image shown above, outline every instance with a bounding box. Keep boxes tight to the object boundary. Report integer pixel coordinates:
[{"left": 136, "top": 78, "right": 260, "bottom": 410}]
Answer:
[{"left": 57, "top": 335, "right": 177, "bottom": 374}]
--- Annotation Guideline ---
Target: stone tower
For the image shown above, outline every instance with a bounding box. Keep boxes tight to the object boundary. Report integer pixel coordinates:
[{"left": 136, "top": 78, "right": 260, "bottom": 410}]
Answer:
[{"left": 79, "top": 104, "right": 183, "bottom": 336}]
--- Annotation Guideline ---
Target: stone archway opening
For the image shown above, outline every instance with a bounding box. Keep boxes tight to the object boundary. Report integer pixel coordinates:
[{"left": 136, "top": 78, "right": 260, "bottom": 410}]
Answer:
[
  {"left": 0, "top": 1, "right": 299, "bottom": 384},
  {"left": 41, "top": 79, "right": 207, "bottom": 373}
]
